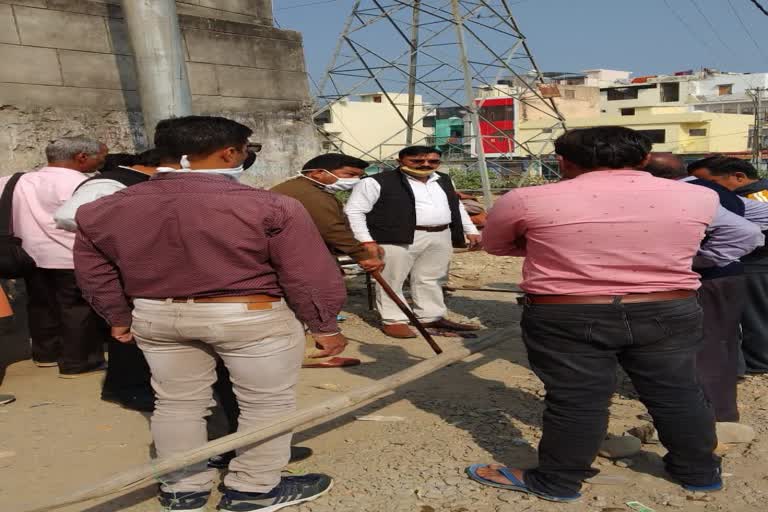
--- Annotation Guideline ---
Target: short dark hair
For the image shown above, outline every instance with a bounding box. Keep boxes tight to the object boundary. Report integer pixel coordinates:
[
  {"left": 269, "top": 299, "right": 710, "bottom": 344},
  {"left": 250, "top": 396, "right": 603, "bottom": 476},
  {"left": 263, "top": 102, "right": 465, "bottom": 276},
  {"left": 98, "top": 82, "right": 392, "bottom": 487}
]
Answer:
[
  {"left": 135, "top": 148, "right": 170, "bottom": 167},
  {"left": 102, "top": 153, "right": 139, "bottom": 171},
  {"left": 154, "top": 116, "right": 253, "bottom": 159},
  {"left": 644, "top": 153, "right": 686, "bottom": 179},
  {"left": 302, "top": 153, "right": 369, "bottom": 172},
  {"left": 688, "top": 156, "right": 759, "bottom": 179},
  {"left": 398, "top": 145, "right": 442, "bottom": 159},
  {"left": 554, "top": 126, "right": 652, "bottom": 170}
]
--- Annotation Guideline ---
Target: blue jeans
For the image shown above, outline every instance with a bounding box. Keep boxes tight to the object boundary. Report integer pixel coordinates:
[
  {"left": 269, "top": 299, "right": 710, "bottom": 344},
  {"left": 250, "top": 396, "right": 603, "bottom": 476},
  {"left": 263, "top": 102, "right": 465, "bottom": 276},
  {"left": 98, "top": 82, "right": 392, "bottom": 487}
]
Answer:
[{"left": 520, "top": 297, "right": 720, "bottom": 497}]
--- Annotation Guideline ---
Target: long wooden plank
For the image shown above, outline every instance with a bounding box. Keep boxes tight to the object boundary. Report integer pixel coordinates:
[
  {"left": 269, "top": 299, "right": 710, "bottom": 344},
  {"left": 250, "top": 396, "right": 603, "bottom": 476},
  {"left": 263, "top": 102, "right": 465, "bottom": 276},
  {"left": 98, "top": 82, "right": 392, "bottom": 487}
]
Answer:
[
  {"left": 24, "top": 328, "right": 512, "bottom": 512},
  {"left": 444, "top": 285, "right": 523, "bottom": 294}
]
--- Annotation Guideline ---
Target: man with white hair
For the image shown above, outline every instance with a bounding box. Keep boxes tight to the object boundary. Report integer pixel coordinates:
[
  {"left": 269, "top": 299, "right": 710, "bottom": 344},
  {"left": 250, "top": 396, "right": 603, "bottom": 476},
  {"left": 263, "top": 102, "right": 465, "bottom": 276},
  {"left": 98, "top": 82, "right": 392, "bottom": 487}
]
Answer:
[{"left": 0, "top": 136, "right": 108, "bottom": 377}]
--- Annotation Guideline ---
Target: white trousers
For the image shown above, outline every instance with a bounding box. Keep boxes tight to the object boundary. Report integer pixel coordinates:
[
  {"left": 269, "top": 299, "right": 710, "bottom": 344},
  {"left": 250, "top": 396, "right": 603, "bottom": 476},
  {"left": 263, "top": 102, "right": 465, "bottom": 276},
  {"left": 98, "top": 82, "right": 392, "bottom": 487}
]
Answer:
[
  {"left": 132, "top": 299, "right": 305, "bottom": 493},
  {"left": 377, "top": 230, "right": 453, "bottom": 324}
]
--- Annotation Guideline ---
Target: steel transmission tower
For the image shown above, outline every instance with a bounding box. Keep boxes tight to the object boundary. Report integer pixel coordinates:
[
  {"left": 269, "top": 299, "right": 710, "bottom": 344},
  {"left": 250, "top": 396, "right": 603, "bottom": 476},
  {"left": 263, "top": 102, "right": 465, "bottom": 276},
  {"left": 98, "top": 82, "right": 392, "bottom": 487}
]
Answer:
[{"left": 313, "top": 0, "right": 566, "bottom": 206}]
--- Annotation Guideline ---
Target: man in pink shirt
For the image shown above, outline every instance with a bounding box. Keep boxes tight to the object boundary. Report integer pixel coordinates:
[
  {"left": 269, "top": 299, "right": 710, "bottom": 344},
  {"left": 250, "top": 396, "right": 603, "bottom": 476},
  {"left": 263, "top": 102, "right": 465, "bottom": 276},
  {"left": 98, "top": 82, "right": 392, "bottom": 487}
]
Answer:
[
  {"left": 467, "top": 127, "right": 722, "bottom": 502},
  {"left": 0, "top": 136, "right": 108, "bottom": 376}
]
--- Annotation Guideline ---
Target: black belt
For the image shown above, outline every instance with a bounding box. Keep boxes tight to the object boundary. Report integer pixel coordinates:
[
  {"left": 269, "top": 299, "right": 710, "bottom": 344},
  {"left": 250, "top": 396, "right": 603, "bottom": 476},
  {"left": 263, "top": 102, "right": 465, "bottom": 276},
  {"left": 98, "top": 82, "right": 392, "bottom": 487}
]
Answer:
[{"left": 415, "top": 225, "right": 449, "bottom": 232}]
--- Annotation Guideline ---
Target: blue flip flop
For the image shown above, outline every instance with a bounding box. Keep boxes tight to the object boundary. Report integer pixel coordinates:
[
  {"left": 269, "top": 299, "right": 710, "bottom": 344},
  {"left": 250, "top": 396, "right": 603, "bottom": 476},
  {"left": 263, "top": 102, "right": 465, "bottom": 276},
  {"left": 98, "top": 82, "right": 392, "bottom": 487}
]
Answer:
[
  {"left": 681, "top": 467, "right": 723, "bottom": 492},
  {"left": 466, "top": 464, "right": 581, "bottom": 503}
]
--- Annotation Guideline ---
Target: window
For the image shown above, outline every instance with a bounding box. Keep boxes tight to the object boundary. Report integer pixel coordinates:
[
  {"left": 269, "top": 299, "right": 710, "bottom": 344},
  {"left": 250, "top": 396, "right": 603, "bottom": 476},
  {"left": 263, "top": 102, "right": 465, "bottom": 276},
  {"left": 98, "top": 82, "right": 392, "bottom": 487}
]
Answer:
[
  {"left": 718, "top": 84, "right": 733, "bottom": 96},
  {"left": 314, "top": 110, "right": 332, "bottom": 124},
  {"left": 660, "top": 82, "right": 680, "bottom": 102},
  {"left": 637, "top": 129, "right": 666, "bottom": 143},
  {"left": 620, "top": 108, "right": 636, "bottom": 116},
  {"left": 689, "top": 128, "right": 707, "bottom": 136},
  {"left": 422, "top": 116, "right": 436, "bottom": 128},
  {"left": 564, "top": 89, "right": 576, "bottom": 100},
  {"left": 372, "top": 95, "right": 383, "bottom": 103},
  {"left": 321, "top": 141, "right": 334, "bottom": 151},
  {"left": 478, "top": 103, "right": 514, "bottom": 123},
  {"left": 606, "top": 87, "right": 639, "bottom": 101}
]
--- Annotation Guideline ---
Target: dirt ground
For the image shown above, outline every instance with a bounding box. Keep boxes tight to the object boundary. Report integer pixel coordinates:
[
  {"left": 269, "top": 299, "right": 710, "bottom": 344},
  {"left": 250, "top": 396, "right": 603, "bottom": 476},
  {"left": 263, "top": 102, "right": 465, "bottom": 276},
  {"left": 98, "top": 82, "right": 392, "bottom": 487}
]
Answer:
[{"left": 2, "top": 251, "right": 768, "bottom": 512}]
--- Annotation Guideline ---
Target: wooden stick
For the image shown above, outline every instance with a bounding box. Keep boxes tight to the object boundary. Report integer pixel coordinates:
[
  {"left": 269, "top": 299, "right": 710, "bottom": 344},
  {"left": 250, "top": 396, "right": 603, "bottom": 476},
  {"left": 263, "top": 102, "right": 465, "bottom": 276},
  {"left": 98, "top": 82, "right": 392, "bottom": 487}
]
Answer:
[
  {"left": 371, "top": 270, "right": 443, "bottom": 355},
  {"left": 23, "top": 329, "right": 511, "bottom": 512},
  {"left": 443, "top": 285, "right": 523, "bottom": 294}
]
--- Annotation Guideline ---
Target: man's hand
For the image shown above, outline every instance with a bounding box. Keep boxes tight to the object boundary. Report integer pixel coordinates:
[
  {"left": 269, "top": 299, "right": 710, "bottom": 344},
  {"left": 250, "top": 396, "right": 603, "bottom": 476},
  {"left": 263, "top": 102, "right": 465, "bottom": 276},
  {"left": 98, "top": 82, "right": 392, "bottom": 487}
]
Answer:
[
  {"left": 363, "top": 242, "right": 385, "bottom": 259},
  {"left": 111, "top": 325, "right": 134, "bottom": 344},
  {"left": 358, "top": 257, "right": 385, "bottom": 273},
  {"left": 311, "top": 332, "right": 348, "bottom": 358},
  {"left": 467, "top": 234, "right": 482, "bottom": 251}
]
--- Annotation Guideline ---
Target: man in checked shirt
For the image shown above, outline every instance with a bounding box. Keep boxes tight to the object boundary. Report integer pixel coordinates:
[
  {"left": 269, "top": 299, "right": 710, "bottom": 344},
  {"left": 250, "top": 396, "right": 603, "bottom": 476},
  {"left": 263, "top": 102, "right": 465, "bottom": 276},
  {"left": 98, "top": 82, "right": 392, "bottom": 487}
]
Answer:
[{"left": 74, "top": 116, "right": 343, "bottom": 512}]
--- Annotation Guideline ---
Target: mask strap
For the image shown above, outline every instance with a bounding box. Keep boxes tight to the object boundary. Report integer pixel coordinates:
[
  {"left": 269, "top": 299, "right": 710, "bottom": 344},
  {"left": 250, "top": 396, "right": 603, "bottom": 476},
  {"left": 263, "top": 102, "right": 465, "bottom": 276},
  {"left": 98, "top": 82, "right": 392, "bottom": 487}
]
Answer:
[{"left": 180, "top": 155, "right": 192, "bottom": 170}]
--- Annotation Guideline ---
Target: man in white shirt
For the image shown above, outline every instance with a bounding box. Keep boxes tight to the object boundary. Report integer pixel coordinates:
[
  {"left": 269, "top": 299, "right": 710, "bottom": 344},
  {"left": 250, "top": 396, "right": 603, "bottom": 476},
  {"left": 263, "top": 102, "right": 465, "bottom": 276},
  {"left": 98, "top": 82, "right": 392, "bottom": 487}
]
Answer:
[{"left": 345, "top": 146, "right": 481, "bottom": 338}]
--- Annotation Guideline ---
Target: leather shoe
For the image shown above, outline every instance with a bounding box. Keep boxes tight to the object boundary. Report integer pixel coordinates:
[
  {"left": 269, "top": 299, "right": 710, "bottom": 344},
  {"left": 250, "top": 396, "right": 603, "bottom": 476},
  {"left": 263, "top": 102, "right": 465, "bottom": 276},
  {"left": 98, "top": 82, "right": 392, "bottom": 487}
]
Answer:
[
  {"left": 423, "top": 318, "right": 480, "bottom": 331},
  {"left": 101, "top": 389, "right": 155, "bottom": 412},
  {"left": 381, "top": 323, "right": 418, "bottom": 338},
  {"left": 303, "top": 357, "right": 361, "bottom": 368}
]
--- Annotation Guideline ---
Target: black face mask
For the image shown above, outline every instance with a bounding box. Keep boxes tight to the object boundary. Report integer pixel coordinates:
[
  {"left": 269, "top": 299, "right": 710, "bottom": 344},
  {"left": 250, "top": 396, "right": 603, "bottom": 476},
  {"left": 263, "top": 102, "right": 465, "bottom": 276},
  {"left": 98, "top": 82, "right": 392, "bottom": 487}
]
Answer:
[{"left": 242, "top": 150, "right": 258, "bottom": 171}]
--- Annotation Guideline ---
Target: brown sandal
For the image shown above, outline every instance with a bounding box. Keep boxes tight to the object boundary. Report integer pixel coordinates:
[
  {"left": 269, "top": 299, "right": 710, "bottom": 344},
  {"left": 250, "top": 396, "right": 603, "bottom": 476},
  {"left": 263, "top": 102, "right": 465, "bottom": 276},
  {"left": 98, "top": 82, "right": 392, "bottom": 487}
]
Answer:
[{"left": 302, "top": 357, "right": 361, "bottom": 368}]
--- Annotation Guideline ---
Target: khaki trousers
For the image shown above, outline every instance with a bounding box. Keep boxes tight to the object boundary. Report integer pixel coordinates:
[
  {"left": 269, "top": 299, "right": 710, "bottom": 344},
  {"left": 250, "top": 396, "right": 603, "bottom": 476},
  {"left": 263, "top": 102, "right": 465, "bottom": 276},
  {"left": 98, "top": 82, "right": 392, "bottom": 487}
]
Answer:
[
  {"left": 132, "top": 299, "right": 304, "bottom": 493},
  {"left": 377, "top": 230, "right": 453, "bottom": 325}
]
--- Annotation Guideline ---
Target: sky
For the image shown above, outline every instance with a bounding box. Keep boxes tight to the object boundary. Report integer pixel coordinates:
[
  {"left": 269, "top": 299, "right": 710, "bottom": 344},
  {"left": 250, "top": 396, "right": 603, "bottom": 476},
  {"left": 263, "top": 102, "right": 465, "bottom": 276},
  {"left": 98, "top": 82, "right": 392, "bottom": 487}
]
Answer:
[{"left": 276, "top": 0, "right": 768, "bottom": 90}]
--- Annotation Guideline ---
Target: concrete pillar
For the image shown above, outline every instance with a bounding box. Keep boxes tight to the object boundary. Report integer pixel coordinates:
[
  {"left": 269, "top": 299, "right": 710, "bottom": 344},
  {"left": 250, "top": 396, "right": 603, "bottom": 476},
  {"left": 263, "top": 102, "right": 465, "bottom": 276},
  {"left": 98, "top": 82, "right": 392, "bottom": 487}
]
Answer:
[{"left": 121, "top": 0, "right": 192, "bottom": 145}]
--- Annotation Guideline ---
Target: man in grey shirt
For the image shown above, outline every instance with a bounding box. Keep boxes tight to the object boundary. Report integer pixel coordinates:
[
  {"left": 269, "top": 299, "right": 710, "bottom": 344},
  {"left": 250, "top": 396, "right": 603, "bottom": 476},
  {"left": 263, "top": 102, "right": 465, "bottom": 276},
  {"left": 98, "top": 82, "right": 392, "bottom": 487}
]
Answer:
[{"left": 646, "top": 153, "right": 763, "bottom": 429}]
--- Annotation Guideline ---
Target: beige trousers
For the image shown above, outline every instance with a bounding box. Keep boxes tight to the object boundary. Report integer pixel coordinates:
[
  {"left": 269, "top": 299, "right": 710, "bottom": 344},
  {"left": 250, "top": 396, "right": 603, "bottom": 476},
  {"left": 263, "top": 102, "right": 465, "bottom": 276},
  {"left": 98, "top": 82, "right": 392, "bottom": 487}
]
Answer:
[
  {"left": 132, "top": 299, "right": 304, "bottom": 493},
  {"left": 377, "top": 230, "right": 453, "bottom": 325}
]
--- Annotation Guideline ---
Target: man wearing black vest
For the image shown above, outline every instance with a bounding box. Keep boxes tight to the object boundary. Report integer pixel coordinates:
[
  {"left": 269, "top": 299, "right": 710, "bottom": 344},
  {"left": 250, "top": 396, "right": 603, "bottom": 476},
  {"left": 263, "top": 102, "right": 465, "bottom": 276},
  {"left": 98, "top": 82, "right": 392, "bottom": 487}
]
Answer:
[
  {"left": 345, "top": 146, "right": 481, "bottom": 338},
  {"left": 55, "top": 149, "right": 170, "bottom": 411}
]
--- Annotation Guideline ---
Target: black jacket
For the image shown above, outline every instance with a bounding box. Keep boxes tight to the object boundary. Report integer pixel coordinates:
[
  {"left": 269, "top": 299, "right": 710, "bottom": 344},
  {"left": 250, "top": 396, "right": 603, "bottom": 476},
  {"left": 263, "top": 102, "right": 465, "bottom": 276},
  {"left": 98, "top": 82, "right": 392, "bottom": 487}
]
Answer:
[{"left": 365, "top": 170, "right": 466, "bottom": 248}]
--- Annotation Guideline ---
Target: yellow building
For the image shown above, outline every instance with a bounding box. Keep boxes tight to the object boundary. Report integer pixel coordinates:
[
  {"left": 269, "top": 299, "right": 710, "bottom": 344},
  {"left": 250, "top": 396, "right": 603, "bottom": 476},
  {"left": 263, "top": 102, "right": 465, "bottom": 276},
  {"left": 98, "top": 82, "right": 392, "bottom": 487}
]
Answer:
[
  {"left": 517, "top": 106, "right": 753, "bottom": 156},
  {"left": 315, "top": 92, "right": 427, "bottom": 161}
]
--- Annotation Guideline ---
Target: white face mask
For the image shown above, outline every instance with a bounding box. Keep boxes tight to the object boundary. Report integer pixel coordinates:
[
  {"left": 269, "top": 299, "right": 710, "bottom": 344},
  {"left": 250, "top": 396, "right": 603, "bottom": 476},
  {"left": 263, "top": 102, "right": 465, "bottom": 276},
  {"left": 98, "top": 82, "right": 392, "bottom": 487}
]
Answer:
[
  {"left": 165, "top": 155, "right": 245, "bottom": 181},
  {"left": 302, "top": 169, "right": 360, "bottom": 193}
]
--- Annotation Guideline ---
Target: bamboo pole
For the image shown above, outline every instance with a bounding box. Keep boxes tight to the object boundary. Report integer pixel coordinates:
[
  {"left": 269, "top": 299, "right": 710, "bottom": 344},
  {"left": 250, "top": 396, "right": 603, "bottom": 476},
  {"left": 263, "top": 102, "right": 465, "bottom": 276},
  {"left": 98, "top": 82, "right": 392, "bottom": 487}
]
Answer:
[
  {"left": 23, "top": 328, "right": 512, "bottom": 512},
  {"left": 444, "top": 285, "right": 522, "bottom": 294},
  {"left": 371, "top": 270, "right": 443, "bottom": 354}
]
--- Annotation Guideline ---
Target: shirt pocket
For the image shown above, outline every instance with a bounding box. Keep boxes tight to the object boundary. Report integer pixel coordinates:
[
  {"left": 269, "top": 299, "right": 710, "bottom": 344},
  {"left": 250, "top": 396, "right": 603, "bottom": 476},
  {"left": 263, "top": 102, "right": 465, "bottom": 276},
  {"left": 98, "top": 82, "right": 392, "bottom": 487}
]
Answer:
[{"left": 130, "top": 318, "right": 154, "bottom": 340}]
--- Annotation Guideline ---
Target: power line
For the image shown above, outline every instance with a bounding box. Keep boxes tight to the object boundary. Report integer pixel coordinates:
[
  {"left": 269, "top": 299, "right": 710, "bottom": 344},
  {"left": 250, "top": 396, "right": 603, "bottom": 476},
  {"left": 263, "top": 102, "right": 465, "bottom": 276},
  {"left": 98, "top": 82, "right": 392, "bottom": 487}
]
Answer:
[
  {"left": 660, "top": 0, "right": 719, "bottom": 56},
  {"left": 275, "top": 0, "right": 337, "bottom": 11},
  {"left": 688, "top": 0, "right": 737, "bottom": 57},
  {"left": 726, "top": 0, "right": 768, "bottom": 64},
  {"left": 748, "top": 0, "right": 768, "bottom": 16}
]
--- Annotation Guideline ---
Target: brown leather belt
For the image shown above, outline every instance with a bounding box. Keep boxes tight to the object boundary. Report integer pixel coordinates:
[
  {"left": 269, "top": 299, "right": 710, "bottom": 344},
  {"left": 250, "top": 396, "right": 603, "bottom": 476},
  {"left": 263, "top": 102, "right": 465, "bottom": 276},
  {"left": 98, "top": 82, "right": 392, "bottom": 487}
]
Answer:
[
  {"left": 415, "top": 225, "right": 449, "bottom": 232},
  {"left": 525, "top": 290, "right": 695, "bottom": 305},
  {"left": 167, "top": 294, "right": 280, "bottom": 304}
]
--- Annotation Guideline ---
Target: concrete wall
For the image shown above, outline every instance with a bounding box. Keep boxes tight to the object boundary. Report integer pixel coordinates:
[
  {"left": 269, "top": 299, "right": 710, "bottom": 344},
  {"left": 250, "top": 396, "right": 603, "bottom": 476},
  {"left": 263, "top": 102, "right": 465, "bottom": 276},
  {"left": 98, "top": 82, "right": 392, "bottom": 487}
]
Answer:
[
  {"left": 600, "top": 81, "right": 695, "bottom": 116},
  {"left": 475, "top": 83, "right": 600, "bottom": 123},
  {"left": 523, "top": 86, "right": 600, "bottom": 122},
  {"left": 0, "top": 0, "right": 319, "bottom": 185}
]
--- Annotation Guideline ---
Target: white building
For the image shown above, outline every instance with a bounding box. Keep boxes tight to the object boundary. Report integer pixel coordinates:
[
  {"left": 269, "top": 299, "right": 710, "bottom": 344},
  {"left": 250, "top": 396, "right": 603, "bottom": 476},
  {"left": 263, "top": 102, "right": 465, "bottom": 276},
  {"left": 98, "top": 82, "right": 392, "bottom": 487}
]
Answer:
[{"left": 598, "top": 70, "right": 768, "bottom": 151}]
